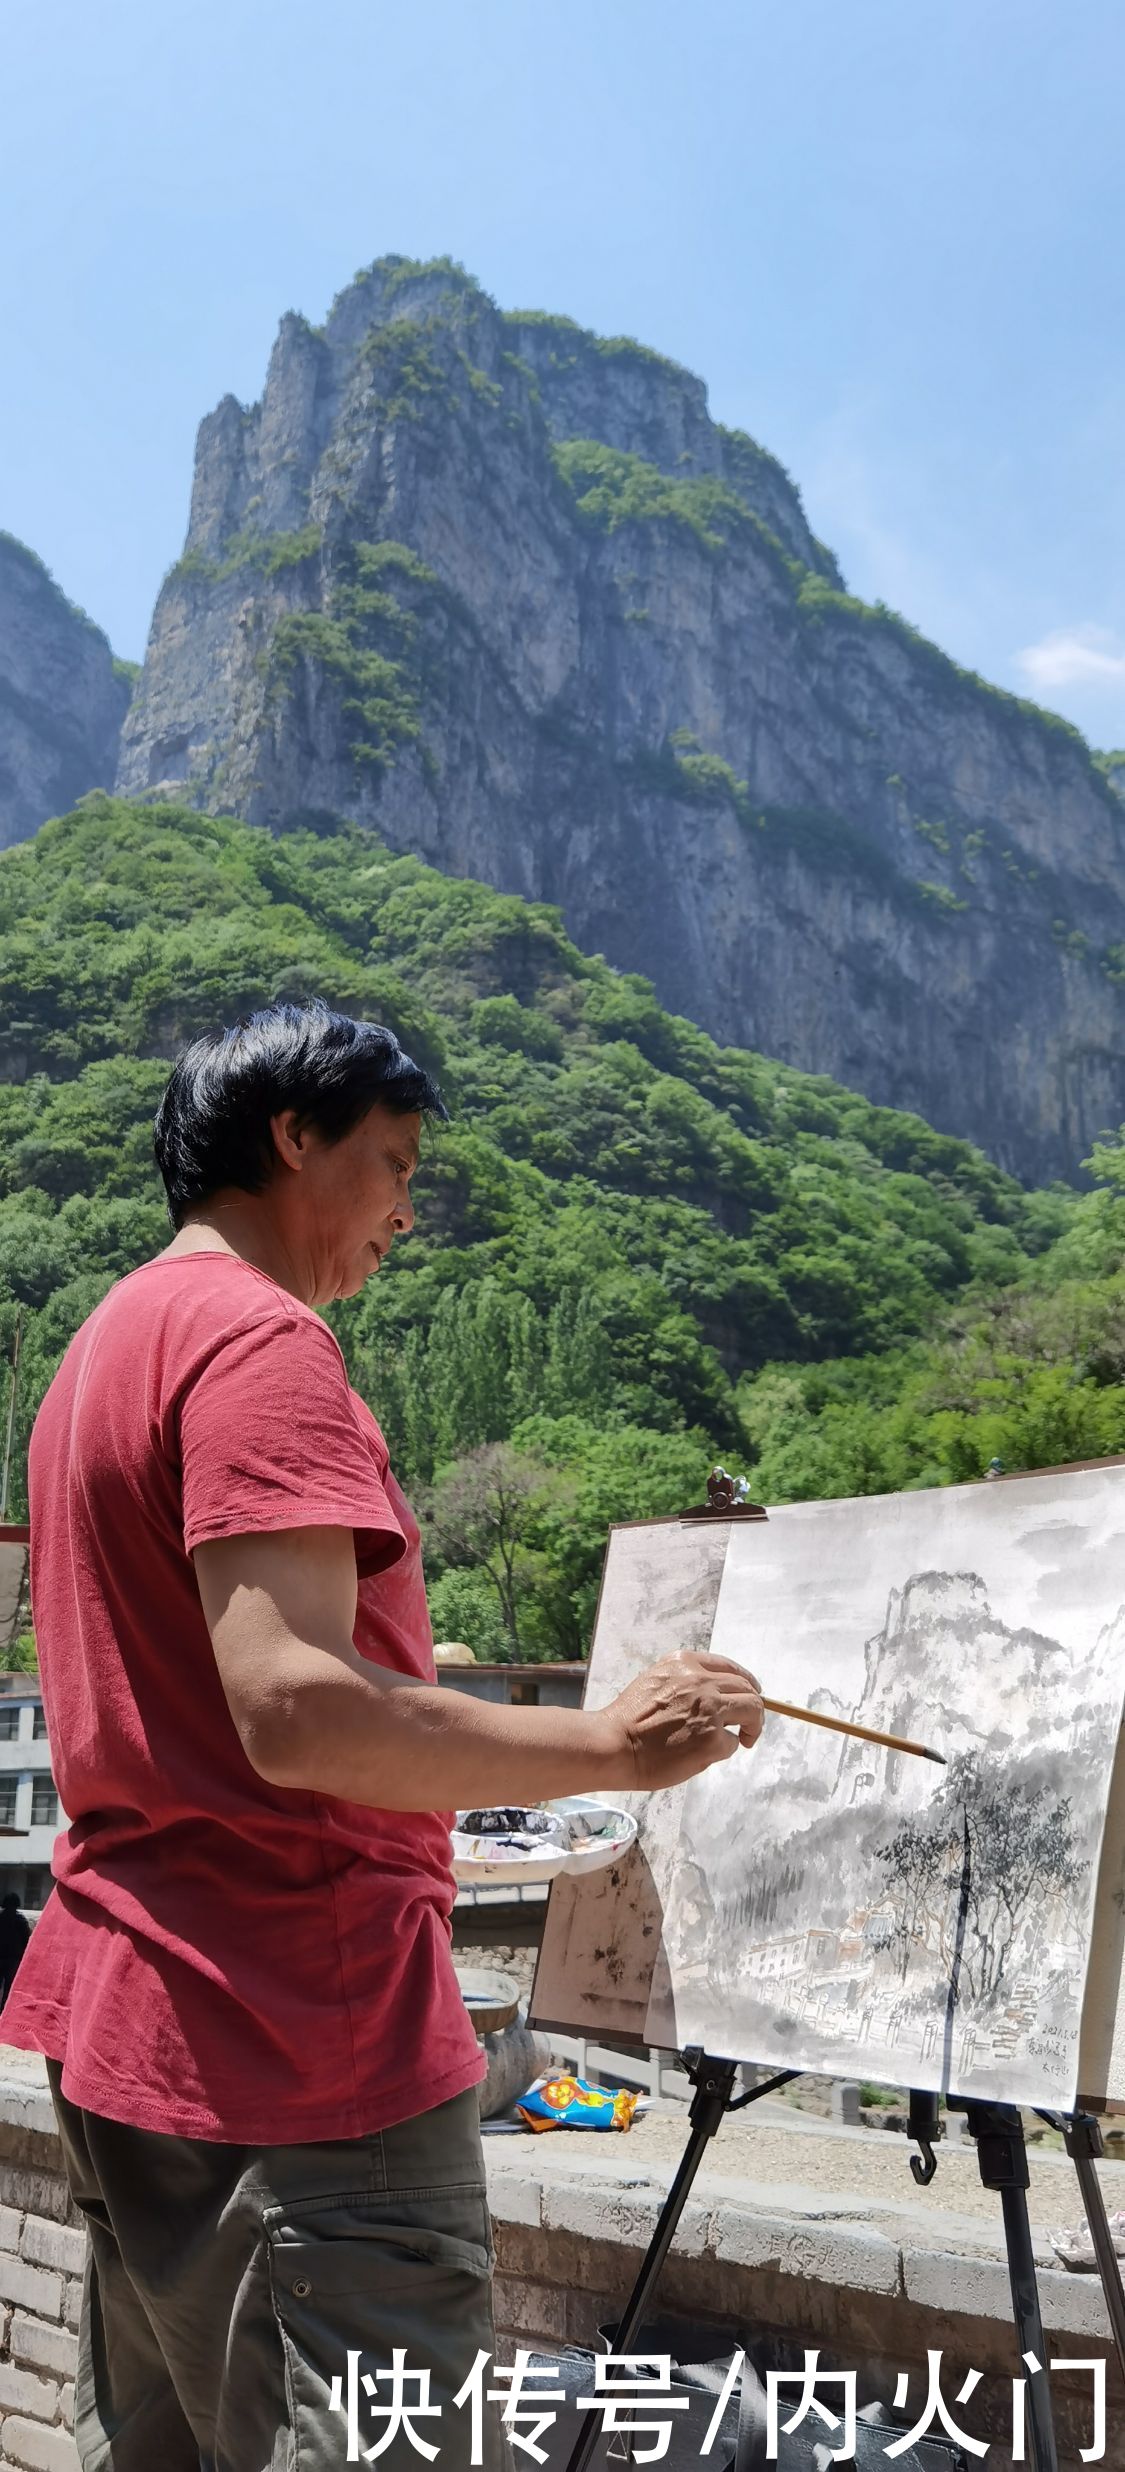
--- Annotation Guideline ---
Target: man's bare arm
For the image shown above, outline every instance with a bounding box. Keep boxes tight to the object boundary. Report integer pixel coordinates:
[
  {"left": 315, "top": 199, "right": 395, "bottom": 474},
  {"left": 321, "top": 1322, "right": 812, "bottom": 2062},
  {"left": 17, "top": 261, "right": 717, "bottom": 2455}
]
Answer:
[{"left": 193, "top": 1526, "right": 764, "bottom": 1809}]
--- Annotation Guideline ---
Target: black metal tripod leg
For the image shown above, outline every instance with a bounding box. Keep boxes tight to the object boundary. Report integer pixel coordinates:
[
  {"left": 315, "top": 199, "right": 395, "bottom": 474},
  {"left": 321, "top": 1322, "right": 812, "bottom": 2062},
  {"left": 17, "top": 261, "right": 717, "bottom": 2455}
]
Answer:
[
  {"left": 605, "top": 2062, "right": 799, "bottom": 2359},
  {"left": 1044, "top": 2112, "right": 1125, "bottom": 2392},
  {"left": 1070, "top": 2147, "right": 1125, "bottom": 2386},
  {"left": 964, "top": 2103, "right": 1059, "bottom": 2472},
  {"left": 560, "top": 2058, "right": 739, "bottom": 2472},
  {"left": 619, "top": 2058, "right": 741, "bottom": 2352},
  {"left": 998, "top": 2184, "right": 1059, "bottom": 2472}
]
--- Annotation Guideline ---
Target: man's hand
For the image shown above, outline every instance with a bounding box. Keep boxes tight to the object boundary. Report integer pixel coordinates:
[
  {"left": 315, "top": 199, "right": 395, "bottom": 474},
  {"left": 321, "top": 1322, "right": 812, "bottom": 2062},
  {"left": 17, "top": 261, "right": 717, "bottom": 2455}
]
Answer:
[{"left": 595, "top": 1650, "right": 764, "bottom": 1789}]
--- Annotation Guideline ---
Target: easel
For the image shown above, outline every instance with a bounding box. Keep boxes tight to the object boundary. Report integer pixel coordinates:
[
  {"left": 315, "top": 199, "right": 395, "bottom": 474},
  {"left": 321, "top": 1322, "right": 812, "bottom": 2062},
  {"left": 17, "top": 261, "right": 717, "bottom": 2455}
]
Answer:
[{"left": 559, "top": 1471, "right": 1125, "bottom": 2472}]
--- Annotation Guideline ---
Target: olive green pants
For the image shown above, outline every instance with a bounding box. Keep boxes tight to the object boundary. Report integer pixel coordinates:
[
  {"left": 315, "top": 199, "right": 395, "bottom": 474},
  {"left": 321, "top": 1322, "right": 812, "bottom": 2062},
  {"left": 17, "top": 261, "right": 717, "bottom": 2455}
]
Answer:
[{"left": 47, "top": 2064, "right": 509, "bottom": 2472}]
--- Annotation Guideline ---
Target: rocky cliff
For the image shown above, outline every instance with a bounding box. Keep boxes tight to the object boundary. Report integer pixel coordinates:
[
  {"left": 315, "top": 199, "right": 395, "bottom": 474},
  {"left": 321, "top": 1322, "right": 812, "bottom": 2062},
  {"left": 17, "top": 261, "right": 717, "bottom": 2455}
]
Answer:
[
  {"left": 0, "top": 535, "right": 132, "bottom": 848},
  {"left": 115, "top": 256, "right": 1125, "bottom": 1179}
]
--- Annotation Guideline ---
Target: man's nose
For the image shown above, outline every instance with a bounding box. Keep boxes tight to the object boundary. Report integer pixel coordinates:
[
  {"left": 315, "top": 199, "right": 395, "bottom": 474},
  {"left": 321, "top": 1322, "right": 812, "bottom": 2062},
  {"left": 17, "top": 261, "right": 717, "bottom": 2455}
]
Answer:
[{"left": 394, "top": 1193, "right": 415, "bottom": 1234}]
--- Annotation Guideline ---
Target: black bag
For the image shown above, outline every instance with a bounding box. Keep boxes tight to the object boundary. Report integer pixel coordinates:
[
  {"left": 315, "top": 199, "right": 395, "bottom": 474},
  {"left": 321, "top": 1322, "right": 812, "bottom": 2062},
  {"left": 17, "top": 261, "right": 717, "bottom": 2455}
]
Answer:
[{"left": 521, "top": 2318, "right": 973, "bottom": 2472}]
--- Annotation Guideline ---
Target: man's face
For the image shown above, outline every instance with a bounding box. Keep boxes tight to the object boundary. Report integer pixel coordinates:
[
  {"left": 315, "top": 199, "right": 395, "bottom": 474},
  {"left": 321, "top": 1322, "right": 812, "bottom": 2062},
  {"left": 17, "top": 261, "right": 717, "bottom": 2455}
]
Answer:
[{"left": 276, "top": 1102, "right": 421, "bottom": 1303}]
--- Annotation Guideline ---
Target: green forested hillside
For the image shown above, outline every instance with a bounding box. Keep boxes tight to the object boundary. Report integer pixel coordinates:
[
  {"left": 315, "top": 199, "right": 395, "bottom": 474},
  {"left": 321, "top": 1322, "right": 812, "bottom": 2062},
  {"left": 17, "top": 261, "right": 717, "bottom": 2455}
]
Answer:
[{"left": 2, "top": 795, "right": 1124, "bottom": 1657}]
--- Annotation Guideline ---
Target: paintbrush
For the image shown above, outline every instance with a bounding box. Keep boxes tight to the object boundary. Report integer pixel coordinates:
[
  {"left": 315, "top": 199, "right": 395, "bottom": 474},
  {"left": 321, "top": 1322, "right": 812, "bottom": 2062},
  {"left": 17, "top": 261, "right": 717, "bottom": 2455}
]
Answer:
[{"left": 760, "top": 1695, "right": 945, "bottom": 1765}]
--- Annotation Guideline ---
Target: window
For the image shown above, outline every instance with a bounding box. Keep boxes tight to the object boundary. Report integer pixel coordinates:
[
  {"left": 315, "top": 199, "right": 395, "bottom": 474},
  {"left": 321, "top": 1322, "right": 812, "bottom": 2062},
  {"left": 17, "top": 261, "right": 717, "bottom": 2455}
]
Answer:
[
  {"left": 31, "top": 1707, "right": 47, "bottom": 1741},
  {"left": 0, "top": 1779, "right": 18, "bottom": 1828},
  {"left": 14, "top": 1868, "right": 53, "bottom": 1913},
  {"left": 30, "top": 1777, "right": 58, "bottom": 1828},
  {"left": 509, "top": 1679, "right": 540, "bottom": 1706},
  {"left": 0, "top": 1708, "right": 17, "bottom": 1741}
]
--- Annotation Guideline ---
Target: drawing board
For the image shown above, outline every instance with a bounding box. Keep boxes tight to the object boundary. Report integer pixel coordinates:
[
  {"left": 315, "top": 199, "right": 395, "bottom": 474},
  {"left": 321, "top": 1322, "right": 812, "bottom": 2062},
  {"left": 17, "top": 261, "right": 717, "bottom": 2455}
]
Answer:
[{"left": 529, "top": 1463, "right": 1125, "bottom": 2109}]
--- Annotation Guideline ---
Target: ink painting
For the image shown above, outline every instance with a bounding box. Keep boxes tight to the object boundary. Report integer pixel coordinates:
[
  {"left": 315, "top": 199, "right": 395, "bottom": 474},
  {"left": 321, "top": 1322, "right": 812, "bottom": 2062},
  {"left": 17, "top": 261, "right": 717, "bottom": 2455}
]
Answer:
[{"left": 658, "top": 1467, "right": 1125, "bottom": 2105}]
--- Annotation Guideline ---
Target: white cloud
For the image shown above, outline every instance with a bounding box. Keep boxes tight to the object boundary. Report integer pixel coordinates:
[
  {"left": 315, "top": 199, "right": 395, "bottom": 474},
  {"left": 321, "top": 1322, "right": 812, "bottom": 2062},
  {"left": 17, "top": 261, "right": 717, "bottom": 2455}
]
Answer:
[{"left": 1015, "top": 624, "right": 1125, "bottom": 692}]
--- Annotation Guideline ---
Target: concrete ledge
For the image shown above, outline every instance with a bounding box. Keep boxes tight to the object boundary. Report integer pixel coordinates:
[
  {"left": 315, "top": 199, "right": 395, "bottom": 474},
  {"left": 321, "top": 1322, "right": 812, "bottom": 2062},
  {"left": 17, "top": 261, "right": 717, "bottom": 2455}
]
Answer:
[
  {"left": 713, "top": 2208, "right": 901, "bottom": 2294},
  {"left": 486, "top": 2148, "right": 1117, "bottom": 2338},
  {"left": 485, "top": 2145, "right": 1123, "bottom": 2468},
  {"left": 542, "top": 2177, "right": 713, "bottom": 2260}
]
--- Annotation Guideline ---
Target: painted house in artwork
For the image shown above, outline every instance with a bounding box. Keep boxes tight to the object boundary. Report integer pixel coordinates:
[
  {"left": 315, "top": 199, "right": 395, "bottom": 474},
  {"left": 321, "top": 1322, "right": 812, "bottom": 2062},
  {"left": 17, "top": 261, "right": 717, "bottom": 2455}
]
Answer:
[{"left": 745, "top": 1926, "right": 842, "bottom": 1983}]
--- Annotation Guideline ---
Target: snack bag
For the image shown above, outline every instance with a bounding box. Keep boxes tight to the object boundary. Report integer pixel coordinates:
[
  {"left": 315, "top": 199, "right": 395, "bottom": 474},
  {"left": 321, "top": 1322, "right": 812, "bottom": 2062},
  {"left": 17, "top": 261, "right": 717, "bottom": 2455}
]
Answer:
[{"left": 516, "top": 2072, "right": 639, "bottom": 2131}]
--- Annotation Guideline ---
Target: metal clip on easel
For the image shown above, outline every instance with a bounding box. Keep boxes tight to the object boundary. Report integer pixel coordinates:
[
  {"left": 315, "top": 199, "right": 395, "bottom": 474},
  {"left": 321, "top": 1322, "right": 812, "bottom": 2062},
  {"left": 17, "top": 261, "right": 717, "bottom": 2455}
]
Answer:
[{"left": 907, "top": 2088, "right": 941, "bottom": 2186}]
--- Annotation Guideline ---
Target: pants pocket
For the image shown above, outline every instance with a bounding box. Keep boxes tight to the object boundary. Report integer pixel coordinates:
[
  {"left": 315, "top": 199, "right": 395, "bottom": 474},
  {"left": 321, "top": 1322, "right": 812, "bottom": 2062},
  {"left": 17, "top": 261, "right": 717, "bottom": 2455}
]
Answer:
[{"left": 267, "top": 2195, "right": 505, "bottom": 2472}]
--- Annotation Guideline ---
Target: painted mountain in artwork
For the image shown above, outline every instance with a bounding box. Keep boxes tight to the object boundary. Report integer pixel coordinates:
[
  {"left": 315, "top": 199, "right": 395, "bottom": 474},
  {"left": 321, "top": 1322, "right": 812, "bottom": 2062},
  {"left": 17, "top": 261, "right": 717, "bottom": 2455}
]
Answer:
[
  {"left": 831, "top": 1571, "right": 1123, "bottom": 1807},
  {"left": 702, "top": 1571, "right": 1121, "bottom": 1907}
]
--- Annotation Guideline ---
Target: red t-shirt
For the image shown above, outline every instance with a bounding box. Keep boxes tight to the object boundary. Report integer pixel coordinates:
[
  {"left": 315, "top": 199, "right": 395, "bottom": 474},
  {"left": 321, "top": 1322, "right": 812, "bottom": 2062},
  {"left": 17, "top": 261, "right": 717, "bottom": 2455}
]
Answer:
[{"left": 2, "top": 1253, "right": 484, "bottom": 2142}]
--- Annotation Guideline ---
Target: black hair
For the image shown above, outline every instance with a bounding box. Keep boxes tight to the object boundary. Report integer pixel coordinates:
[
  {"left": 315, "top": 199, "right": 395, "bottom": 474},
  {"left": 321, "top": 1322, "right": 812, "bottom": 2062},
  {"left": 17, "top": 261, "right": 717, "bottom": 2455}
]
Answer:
[{"left": 153, "top": 999, "right": 447, "bottom": 1228}]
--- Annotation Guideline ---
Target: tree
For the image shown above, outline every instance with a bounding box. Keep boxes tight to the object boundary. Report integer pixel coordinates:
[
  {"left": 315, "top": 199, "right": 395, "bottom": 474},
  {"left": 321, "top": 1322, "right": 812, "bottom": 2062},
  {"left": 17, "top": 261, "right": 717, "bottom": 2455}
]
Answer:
[
  {"left": 510, "top": 1414, "right": 714, "bottom": 1653},
  {"left": 0, "top": 1550, "right": 34, "bottom": 1675},
  {"left": 425, "top": 1280, "right": 544, "bottom": 1463},
  {"left": 1084, "top": 1126, "right": 1125, "bottom": 1194},
  {"left": 419, "top": 1444, "right": 573, "bottom": 1661},
  {"left": 425, "top": 1567, "right": 508, "bottom": 1662}
]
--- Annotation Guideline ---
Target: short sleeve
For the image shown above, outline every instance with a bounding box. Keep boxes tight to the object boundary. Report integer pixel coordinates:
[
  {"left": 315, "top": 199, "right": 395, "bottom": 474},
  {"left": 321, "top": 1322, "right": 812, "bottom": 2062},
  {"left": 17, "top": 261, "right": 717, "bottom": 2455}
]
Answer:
[{"left": 178, "top": 1308, "right": 406, "bottom": 1573}]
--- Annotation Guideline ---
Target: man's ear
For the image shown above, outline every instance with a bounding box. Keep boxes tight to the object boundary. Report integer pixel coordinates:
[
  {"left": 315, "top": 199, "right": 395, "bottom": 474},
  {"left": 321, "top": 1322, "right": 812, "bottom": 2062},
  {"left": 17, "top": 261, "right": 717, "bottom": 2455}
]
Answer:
[{"left": 269, "top": 1110, "right": 308, "bottom": 1173}]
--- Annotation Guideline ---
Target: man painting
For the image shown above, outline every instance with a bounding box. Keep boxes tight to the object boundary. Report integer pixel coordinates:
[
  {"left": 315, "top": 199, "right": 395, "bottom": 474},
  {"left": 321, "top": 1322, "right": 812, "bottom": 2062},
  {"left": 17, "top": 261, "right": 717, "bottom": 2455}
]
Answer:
[{"left": 3, "top": 1000, "right": 763, "bottom": 2471}]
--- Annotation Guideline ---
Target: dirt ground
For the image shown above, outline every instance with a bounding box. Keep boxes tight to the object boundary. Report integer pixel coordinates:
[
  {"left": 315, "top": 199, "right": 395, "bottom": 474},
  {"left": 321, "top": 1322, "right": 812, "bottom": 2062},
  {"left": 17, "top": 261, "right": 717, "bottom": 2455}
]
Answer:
[{"left": 542, "top": 2097, "right": 1117, "bottom": 2228}]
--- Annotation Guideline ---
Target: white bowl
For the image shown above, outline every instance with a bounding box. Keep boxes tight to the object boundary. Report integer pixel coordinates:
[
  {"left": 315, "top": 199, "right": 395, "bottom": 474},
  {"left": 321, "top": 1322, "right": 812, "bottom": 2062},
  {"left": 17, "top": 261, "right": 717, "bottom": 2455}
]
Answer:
[{"left": 454, "top": 1966, "right": 522, "bottom": 2033}]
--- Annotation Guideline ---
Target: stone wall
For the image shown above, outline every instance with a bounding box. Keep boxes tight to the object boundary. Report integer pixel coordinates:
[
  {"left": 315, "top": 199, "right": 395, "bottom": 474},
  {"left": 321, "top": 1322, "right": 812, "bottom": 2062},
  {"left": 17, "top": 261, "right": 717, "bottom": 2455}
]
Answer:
[
  {"left": 0, "top": 2077, "right": 1118, "bottom": 2471},
  {"left": 0, "top": 2082, "right": 82, "bottom": 2471}
]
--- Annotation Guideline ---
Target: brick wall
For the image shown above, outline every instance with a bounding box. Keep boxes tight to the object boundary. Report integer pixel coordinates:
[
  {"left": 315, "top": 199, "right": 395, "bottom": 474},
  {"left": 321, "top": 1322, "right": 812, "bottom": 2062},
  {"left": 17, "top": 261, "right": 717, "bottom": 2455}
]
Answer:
[{"left": 0, "top": 2104, "right": 82, "bottom": 2472}]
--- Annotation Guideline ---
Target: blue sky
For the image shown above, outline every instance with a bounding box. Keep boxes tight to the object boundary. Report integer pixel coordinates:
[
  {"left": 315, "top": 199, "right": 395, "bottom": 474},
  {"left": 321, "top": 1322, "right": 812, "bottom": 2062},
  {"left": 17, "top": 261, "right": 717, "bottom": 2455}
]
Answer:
[{"left": 4, "top": 0, "right": 1124, "bottom": 747}]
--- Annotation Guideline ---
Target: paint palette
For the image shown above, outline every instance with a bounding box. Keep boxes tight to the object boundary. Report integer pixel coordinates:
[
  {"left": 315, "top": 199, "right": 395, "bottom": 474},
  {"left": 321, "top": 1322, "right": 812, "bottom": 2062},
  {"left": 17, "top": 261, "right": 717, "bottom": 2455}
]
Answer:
[
  {"left": 546, "top": 1796, "right": 639, "bottom": 1875},
  {"left": 450, "top": 1806, "right": 569, "bottom": 1887},
  {"left": 450, "top": 1797, "right": 637, "bottom": 1886}
]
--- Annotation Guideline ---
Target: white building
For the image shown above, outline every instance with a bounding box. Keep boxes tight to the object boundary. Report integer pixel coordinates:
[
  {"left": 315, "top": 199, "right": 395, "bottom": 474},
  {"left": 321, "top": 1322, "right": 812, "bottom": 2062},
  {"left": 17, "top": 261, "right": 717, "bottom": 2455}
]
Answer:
[{"left": 0, "top": 1676, "right": 62, "bottom": 1914}]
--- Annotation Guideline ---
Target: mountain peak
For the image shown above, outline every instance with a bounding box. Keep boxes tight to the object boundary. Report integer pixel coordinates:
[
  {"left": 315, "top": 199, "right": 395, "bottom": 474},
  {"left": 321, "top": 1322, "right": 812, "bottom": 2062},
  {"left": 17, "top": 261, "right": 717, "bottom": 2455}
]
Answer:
[
  {"left": 0, "top": 535, "right": 132, "bottom": 853},
  {"left": 6, "top": 251, "right": 1122, "bottom": 1178}
]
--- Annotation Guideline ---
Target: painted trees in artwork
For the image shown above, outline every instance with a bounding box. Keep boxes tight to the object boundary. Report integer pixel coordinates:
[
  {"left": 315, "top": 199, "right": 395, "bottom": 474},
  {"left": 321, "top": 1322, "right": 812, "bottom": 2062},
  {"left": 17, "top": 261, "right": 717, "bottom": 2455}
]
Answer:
[
  {"left": 876, "top": 1756, "right": 1088, "bottom": 2004},
  {"left": 873, "top": 1811, "right": 949, "bottom": 1983},
  {"left": 956, "top": 1760, "right": 1088, "bottom": 2002}
]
